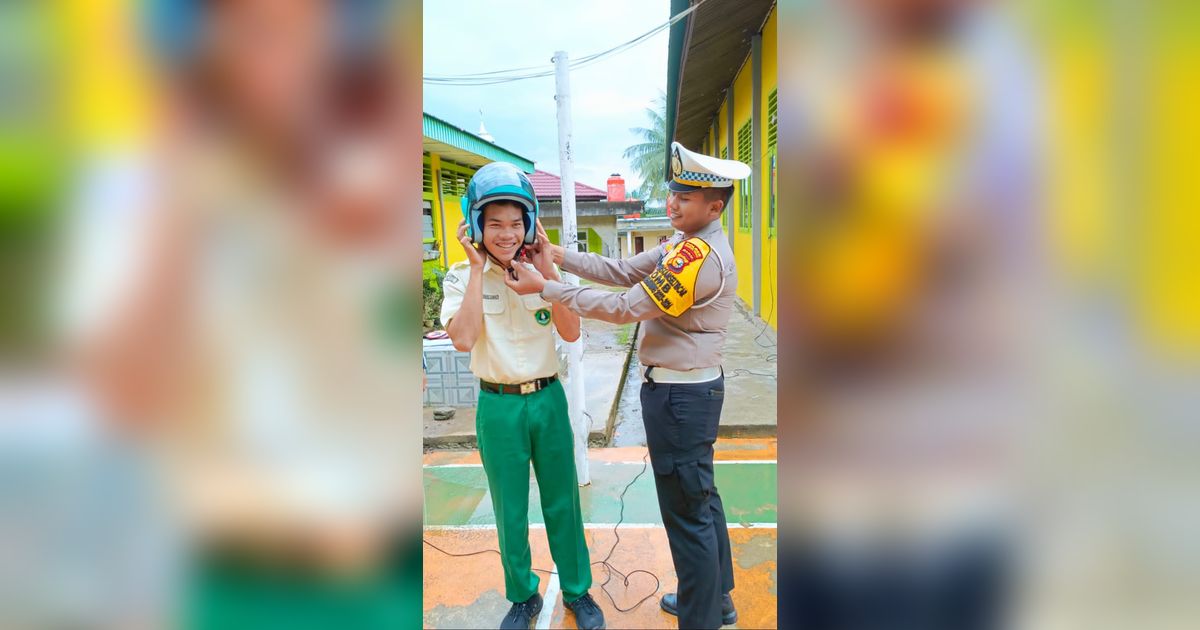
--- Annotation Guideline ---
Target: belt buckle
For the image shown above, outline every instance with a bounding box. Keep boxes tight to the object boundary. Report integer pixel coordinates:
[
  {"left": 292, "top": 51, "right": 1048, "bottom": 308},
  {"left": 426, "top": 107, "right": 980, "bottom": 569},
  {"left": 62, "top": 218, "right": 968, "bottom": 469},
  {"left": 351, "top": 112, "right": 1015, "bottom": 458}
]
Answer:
[{"left": 520, "top": 381, "right": 536, "bottom": 395}]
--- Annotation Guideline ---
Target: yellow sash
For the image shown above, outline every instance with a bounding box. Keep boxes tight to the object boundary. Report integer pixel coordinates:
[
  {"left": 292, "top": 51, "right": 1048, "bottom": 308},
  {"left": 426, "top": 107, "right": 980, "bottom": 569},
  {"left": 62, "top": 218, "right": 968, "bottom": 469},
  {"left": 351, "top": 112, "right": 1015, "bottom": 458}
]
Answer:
[{"left": 640, "top": 237, "right": 712, "bottom": 316}]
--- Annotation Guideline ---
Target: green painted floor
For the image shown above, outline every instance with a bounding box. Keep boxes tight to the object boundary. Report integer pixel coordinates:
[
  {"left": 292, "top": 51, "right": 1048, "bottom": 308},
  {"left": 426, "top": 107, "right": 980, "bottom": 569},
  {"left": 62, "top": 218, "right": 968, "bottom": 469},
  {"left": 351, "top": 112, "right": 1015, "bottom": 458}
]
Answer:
[{"left": 423, "top": 461, "right": 777, "bottom": 527}]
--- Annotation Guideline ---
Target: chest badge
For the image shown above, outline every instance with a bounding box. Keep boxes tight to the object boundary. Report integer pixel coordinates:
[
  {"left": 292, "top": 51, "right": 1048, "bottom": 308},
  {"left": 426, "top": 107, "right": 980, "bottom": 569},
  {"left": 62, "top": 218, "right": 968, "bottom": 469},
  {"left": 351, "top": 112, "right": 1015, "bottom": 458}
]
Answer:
[{"left": 534, "top": 308, "right": 551, "bottom": 325}]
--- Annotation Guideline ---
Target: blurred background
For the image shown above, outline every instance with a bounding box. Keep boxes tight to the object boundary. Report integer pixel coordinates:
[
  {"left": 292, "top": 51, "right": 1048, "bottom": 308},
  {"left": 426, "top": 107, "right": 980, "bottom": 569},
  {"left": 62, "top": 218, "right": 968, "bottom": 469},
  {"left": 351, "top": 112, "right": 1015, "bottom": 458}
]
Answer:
[
  {"left": 1, "top": 0, "right": 424, "bottom": 628},
  {"left": 777, "top": 0, "right": 1199, "bottom": 628}
]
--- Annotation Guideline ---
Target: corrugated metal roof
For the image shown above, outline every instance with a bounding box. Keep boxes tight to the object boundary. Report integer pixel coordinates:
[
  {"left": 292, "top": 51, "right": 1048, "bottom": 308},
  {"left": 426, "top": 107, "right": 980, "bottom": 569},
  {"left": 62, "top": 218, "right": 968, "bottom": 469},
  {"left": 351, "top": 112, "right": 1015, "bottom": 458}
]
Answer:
[
  {"left": 528, "top": 170, "right": 608, "bottom": 201},
  {"left": 667, "top": 0, "right": 775, "bottom": 148},
  {"left": 422, "top": 113, "right": 535, "bottom": 171}
]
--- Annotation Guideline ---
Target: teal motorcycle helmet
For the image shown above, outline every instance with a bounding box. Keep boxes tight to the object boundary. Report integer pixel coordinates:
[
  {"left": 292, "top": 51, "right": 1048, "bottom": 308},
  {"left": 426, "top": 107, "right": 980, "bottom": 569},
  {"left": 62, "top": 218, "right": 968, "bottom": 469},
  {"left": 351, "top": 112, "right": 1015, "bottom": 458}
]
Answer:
[{"left": 461, "top": 162, "right": 538, "bottom": 246}]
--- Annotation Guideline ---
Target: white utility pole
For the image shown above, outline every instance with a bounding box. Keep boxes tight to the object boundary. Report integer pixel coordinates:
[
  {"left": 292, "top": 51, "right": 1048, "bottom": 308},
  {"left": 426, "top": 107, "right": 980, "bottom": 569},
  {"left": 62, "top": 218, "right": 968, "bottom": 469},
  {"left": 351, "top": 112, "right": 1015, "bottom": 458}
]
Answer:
[{"left": 553, "top": 50, "right": 590, "bottom": 485}]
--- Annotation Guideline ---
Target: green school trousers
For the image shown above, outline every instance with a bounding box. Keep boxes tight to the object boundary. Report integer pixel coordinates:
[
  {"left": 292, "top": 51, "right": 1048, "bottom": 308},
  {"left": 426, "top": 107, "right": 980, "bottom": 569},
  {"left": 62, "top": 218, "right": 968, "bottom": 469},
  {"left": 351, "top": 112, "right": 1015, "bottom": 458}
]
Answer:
[{"left": 476, "top": 379, "right": 592, "bottom": 603}]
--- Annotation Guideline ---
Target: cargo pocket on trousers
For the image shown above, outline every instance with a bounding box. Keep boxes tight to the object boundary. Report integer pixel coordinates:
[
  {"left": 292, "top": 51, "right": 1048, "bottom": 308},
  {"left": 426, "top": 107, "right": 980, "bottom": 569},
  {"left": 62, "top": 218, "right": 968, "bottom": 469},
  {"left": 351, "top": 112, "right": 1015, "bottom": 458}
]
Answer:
[
  {"left": 676, "top": 460, "right": 712, "bottom": 512},
  {"left": 651, "top": 453, "right": 675, "bottom": 476}
]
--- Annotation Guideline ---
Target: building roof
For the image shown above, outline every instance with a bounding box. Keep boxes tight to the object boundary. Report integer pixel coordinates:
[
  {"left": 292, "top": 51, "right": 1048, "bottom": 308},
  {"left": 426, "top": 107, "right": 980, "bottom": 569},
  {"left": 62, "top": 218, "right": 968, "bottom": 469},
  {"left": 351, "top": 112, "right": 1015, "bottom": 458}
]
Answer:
[
  {"left": 665, "top": 0, "right": 775, "bottom": 150},
  {"left": 540, "top": 199, "right": 645, "bottom": 218},
  {"left": 528, "top": 170, "right": 608, "bottom": 201},
  {"left": 423, "top": 113, "right": 535, "bottom": 172}
]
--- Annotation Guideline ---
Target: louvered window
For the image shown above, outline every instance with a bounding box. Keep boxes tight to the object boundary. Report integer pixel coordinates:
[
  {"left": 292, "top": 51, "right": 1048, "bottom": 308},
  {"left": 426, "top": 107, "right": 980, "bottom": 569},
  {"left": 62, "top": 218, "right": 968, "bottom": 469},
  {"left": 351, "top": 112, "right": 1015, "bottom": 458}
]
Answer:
[
  {"left": 737, "top": 120, "right": 753, "bottom": 232},
  {"left": 767, "top": 89, "right": 778, "bottom": 152},
  {"left": 440, "top": 171, "right": 468, "bottom": 198},
  {"left": 768, "top": 89, "right": 778, "bottom": 237},
  {"left": 720, "top": 146, "right": 729, "bottom": 226}
]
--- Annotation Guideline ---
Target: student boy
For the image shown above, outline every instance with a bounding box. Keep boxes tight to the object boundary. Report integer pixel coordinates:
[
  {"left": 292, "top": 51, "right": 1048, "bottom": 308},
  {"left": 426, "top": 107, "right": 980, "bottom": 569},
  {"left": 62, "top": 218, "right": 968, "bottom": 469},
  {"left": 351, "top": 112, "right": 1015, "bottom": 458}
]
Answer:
[{"left": 441, "top": 162, "right": 605, "bottom": 630}]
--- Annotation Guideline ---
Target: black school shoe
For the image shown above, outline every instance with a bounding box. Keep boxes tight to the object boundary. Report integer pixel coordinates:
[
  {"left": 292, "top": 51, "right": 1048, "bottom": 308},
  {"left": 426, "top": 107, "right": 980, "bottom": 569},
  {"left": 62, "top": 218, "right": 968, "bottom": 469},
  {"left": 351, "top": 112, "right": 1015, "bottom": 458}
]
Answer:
[
  {"left": 660, "top": 592, "right": 737, "bottom": 626},
  {"left": 564, "top": 592, "right": 606, "bottom": 629},
  {"left": 500, "top": 592, "right": 542, "bottom": 629}
]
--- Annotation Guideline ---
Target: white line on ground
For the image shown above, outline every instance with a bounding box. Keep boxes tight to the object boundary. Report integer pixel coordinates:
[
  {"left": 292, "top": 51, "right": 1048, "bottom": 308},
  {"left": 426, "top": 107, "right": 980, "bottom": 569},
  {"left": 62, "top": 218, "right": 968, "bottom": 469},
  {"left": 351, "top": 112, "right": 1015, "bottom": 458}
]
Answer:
[
  {"left": 424, "top": 523, "right": 778, "bottom": 531},
  {"left": 426, "top": 460, "right": 777, "bottom": 469},
  {"left": 536, "top": 563, "right": 559, "bottom": 630}
]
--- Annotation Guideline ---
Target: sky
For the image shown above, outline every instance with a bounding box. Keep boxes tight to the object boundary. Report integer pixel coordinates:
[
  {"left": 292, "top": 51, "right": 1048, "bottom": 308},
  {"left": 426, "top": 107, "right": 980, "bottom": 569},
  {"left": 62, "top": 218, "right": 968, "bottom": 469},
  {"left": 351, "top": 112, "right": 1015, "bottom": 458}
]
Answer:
[{"left": 422, "top": 0, "right": 670, "bottom": 194}]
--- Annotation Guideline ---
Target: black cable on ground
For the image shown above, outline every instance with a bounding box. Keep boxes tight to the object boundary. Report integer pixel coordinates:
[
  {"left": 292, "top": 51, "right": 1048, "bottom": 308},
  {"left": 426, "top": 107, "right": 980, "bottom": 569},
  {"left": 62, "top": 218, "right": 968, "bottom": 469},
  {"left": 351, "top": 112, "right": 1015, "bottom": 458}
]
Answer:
[
  {"left": 590, "top": 452, "right": 660, "bottom": 613},
  {"left": 423, "top": 452, "right": 661, "bottom": 613}
]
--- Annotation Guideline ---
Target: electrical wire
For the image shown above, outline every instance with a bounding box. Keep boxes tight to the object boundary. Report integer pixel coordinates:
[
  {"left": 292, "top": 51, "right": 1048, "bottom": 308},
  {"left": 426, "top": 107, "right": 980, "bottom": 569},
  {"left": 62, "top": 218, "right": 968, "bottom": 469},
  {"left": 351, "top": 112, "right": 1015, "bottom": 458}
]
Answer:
[
  {"left": 423, "top": 0, "right": 709, "bottom": 86},
  {"left": 724, "top": 367, "right": 777, "bottom": 380},
  {"left": 423, "top": 452, "right": 661, "bottom": 614},
  {"left": 589, "top": 452, "right": 661, "bottom": 613}
]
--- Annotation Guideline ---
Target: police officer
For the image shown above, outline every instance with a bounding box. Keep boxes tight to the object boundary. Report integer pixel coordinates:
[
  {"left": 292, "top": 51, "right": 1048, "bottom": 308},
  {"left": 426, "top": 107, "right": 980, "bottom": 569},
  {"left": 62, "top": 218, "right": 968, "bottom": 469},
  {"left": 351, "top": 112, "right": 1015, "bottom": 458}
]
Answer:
[{"left": 505, "top": 142, "right": 749, "bottom": 629}]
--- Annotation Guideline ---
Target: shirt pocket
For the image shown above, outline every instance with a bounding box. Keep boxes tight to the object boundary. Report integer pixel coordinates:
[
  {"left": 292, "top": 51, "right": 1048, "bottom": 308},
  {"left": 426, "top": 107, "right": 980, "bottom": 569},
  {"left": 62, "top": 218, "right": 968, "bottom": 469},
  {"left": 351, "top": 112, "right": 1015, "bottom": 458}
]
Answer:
[
  {"left": 482, "top": 296, "right": 506, "bottom": 315},
  {"left": 521, "top": 294, "right": 553, "bottom": 330},
  {"left": 522, "top": 294, "right": 550, "bottom": 310}
]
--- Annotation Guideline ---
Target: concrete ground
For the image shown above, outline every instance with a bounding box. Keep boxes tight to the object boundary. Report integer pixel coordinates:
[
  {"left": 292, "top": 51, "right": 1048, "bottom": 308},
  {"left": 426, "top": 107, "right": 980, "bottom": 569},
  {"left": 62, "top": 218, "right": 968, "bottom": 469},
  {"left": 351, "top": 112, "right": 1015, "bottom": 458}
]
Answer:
[
  {"left": 423, "top": 439, "right": 778, "bottom": 629},
  {"left": 612, "top": 301, "right": 778, "bottom": 446}
]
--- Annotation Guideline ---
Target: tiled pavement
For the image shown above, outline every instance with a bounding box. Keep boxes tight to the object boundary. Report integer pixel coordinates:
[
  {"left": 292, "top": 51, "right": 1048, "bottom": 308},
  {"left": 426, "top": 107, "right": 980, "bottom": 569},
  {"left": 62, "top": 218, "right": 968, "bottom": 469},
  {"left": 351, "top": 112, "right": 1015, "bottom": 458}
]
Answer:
[{"left": 423, "top": 439, "right": 778, "bottom": 629}]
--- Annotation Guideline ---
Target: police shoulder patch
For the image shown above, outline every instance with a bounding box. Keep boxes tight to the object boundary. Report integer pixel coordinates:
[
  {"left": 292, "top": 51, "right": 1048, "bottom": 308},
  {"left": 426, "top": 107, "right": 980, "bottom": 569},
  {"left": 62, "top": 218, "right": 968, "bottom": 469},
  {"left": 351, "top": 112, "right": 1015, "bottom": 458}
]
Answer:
[{"left": 639, "top": 237, "right": 712, "bottom": 317}]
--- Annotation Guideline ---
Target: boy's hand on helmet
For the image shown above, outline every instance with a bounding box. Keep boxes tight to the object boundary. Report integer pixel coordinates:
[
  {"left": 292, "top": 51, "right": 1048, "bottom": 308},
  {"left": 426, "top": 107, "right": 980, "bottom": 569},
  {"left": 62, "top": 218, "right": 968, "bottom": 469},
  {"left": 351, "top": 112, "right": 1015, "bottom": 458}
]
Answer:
[
  {"left": 503, "top": 261, "right": 547, "bottom": 295},
  {"left": 457, "top": 220, "right": 486, "bottom": 267}
]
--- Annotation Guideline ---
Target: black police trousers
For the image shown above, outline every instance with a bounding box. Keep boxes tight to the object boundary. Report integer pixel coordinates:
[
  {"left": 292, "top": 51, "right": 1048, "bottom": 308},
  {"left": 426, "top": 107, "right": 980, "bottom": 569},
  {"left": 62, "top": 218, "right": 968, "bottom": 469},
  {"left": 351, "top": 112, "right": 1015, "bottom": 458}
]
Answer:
[{"left": 641, "top": 372, "right": 735, "bottom": 629}]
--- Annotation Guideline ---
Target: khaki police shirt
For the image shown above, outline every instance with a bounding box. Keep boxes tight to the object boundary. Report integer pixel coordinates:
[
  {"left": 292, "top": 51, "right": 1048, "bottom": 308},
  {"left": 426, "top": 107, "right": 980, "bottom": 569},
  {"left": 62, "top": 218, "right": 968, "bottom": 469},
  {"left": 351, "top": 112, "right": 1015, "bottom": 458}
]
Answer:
[
  {"left": 440, "top": 258, "right": 559, "bottom": 384},
  {"left": 541, "top": 219, "right": 737, "bottom": 370}
]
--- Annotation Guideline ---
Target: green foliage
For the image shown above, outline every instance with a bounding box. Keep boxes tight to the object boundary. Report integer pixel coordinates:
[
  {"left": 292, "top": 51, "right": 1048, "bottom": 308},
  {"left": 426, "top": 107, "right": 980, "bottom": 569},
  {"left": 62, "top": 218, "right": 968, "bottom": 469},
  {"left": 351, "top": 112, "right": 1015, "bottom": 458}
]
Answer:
[
  {"left": 422, "top": 265, "right": 446, "bottom": 327},
  {"left": 622, "top": 91, "right": 669, "bottom": 205}
]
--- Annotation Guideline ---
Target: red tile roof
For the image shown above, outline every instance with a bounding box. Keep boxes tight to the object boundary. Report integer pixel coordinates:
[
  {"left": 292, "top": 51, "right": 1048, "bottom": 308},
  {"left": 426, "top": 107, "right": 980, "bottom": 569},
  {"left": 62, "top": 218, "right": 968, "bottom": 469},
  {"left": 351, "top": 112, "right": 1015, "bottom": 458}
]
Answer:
[{"left": 529, "top": 170, "right": 608, "bottom": 201}]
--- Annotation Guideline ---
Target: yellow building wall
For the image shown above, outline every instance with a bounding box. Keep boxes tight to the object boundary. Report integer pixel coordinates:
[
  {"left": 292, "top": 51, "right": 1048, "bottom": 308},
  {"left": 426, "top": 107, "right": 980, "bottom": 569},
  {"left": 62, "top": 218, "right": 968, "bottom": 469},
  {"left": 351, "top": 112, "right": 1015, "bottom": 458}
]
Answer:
[
  {"left": 1139, "top": 7, "right": 1200, "bottom": 354},
  {"left": 760, "top": 9, "right": 778, "bottom": 328},
  {"left": 437, "top": 155, "right": 469, "bottom": 268},
  {"left": 732, "top": 60, "right": 755, "bottom": 308},
  {"left": 1040, "top": 4, "right": 1200, "bottom": 354},
  {"left": 710, "top": 11, "right": 778, "bottom": 326},
  {"left": 59, "top": 0, "right": 151, "bottom": 149},
  {"left": 717, "top": 98, "right": 731, "bottom": 234}
]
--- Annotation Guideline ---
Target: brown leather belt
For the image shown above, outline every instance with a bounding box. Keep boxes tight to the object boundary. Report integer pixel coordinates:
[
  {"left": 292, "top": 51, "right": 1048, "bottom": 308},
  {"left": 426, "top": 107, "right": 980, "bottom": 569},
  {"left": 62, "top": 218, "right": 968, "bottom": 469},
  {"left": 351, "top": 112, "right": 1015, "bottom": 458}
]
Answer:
[{"left": 479, "top": 375, "right": 558, "bottom": 395}]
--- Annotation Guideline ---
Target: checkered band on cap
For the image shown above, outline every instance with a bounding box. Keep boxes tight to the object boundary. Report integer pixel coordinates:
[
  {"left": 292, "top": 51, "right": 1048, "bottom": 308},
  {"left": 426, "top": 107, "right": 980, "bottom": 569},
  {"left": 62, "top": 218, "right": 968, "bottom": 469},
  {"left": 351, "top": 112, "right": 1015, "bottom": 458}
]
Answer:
[{"left": 675, "top": 169, "right": 732, "bottom": 186}]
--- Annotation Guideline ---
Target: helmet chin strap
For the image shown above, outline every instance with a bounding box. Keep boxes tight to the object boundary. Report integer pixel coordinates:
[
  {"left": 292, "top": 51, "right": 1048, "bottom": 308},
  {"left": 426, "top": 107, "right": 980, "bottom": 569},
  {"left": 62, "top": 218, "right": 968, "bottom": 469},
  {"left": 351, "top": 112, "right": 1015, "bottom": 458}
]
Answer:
[{"left": 482, "top": 243, "right": 524, "bottom": 279}]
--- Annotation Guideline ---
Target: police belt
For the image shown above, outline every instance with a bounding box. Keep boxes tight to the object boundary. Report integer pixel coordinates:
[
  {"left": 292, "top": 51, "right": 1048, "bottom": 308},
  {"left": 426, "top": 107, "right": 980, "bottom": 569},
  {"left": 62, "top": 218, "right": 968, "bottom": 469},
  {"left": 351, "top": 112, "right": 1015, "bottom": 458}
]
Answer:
[
  {"left": 479, "top": 375, "right": 558, "bottom": 395},
  {"left": 642, "top": 365, "right": 723, "bottom": 384}
]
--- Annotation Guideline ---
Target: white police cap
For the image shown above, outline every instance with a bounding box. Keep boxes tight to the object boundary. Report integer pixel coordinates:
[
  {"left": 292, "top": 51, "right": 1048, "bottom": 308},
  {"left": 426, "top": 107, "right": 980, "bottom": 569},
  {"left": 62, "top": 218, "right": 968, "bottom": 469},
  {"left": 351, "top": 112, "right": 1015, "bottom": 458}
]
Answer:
[{"left": 669, "top": 141, "right": 752, "bottom": 192}]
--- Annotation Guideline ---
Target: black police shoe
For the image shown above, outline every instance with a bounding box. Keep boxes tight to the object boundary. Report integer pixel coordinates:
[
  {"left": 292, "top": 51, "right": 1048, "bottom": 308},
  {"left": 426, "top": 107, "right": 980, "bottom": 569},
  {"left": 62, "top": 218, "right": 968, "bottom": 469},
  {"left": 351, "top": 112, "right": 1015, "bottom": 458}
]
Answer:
[
  {"left": 564, "top": 592, "right": 606, "bottom": 629},
  {"left": 499, "top": 592, "right": 542, "bottom": 629},
  {"left": 660, "top": 591, "right": 737, "bottom": 626}
]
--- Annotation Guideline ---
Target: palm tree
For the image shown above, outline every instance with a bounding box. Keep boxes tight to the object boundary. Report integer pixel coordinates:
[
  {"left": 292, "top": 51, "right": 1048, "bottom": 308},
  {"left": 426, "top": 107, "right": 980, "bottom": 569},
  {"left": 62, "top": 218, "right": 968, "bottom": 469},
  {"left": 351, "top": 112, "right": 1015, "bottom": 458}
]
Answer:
[{"left": 623, "top": 92, "right": 668, "bottom": 206}]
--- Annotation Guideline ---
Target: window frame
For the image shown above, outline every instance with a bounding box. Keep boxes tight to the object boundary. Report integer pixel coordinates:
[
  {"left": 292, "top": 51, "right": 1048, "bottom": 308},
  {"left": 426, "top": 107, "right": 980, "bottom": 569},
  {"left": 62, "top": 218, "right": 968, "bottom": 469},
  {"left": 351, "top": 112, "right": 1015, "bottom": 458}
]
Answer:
[{"left": 736, "top": 119, "right": 753, "bottom": 233}]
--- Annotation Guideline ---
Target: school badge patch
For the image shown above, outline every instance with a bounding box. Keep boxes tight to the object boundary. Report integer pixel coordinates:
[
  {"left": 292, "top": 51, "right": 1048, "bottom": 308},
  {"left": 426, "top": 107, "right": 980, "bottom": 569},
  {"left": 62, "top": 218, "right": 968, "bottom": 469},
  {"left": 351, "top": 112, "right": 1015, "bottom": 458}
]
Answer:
[
  {"left": 534, "top": 308, "right": 551, "bottom": 325},
  {"left": 640, "top": 237, "right": 711, "bottom": 317}
]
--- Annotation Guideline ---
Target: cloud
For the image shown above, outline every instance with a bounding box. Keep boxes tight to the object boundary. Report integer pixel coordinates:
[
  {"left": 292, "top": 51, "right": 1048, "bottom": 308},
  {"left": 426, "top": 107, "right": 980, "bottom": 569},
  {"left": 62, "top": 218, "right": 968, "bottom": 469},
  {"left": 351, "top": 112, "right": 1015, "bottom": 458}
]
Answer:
[{"left": 423, "top": 0, "right": 668, "bottom": 194}]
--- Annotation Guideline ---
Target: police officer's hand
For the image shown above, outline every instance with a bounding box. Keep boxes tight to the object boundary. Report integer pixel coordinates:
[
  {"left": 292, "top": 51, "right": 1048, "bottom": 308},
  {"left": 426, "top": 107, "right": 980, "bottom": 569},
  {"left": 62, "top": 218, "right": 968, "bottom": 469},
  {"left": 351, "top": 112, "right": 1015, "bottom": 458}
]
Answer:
[
  {"left": 457, "top": 220, "right": 486, "bottom": 268},
  {"left": 503, "top": 261, "right": 547, "bottom": 295},
  {"left": 526, "top": 221, "right": 559, "bottom": 280}
]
